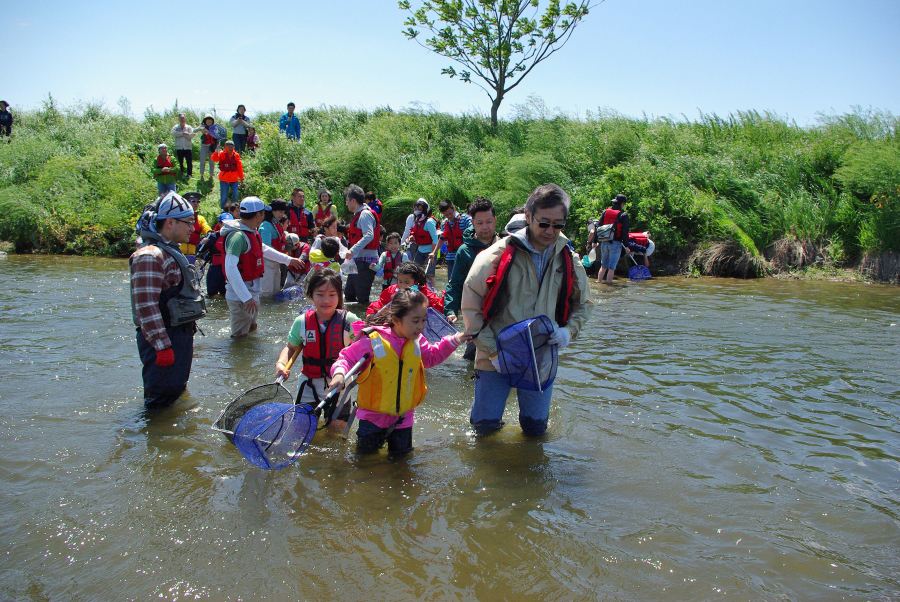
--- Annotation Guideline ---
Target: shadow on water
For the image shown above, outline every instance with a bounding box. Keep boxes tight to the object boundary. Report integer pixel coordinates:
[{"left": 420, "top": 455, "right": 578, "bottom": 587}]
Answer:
[{"left": 1, "top": 258, "right": 898, "bottom": 600}]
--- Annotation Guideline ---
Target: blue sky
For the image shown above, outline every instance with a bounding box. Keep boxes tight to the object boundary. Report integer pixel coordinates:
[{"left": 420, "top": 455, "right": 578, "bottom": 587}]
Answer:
[{"left": 5, "top": 0, "right": 899, "bottom": 126}]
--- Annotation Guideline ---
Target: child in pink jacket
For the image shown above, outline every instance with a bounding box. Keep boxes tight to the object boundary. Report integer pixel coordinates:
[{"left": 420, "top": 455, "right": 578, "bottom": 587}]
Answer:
[{"left": 328, "top": 288, "right": 471, "bottom": 456}]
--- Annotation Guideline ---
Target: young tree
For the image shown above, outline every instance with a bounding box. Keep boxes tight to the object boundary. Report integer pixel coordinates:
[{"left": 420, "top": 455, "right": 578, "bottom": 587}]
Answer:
[{"left": 400, "top": 0, "right": 596, "bottom": 128}]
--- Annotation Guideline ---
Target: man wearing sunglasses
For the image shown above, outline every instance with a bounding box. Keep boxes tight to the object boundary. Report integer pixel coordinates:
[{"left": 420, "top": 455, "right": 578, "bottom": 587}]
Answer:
[
  {"left": 130, "top": 193, "right": 207, "bottom": 408},
  {"left": 461, "top": 183, "right": 592, "bottom": 437}
]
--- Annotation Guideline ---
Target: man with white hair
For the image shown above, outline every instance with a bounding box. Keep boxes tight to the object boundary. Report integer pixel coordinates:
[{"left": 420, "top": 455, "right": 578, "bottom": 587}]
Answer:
[
  {"left": 130, "top": 193, "right": 206, "bottom": 408},
  {"left": 220, "top": 197, "right": 304, "bottom": 338}
]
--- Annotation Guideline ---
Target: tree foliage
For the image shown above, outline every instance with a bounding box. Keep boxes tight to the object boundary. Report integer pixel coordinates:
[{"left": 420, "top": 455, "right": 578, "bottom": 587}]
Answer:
[{"left": 400, "top": 0, "right": 595, "bottom": 127}]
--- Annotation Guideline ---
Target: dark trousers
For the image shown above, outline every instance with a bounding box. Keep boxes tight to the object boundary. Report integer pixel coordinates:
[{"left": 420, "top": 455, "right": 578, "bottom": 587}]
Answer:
[
  {"left": 206, "top": 264, "right": 226, "bottom": 296},
  {"left": 232, "top": 133, "right": 247, "bottom": 153},
  {"left": 176, "top": 149, "right": 193, "bottom": 177},
  {"left": 136, "top": 324, "right": 194, "bottom": 408},
  {"left": 356, "top": 419, "right": 413, "bottom": 456},
  {"left": 343, "top": 259, "right": 377, "bottom": 305}
]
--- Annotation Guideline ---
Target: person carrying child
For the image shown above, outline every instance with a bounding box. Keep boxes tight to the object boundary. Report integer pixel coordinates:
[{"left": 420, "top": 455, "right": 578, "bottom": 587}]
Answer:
[
  {"left": 366, "top": 261, "right": 443, "bottom": 315},
  {"left": 275, "top": 269, "right": 362, "bottom": 409},
  {"left": 327, "top": 288, "right": 472, "bottom": 456},
  {"left": 370, "top": 232, "right": 410, "bottom": 290}
]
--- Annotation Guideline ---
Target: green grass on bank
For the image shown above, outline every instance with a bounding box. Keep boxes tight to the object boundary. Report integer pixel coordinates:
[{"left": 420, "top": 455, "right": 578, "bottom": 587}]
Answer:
[{"left": 0, "top": 95, "right": 898, "bottom": 269}]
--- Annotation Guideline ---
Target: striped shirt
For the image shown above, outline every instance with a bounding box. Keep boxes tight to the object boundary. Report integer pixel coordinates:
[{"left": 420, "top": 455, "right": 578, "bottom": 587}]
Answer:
[{"left": 130, "top": 245, "right": 183, "bottom": 351}]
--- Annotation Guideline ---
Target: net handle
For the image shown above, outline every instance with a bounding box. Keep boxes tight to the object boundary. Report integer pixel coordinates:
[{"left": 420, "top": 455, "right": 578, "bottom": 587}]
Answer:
[
  {"left": 525, "top": 323, "right": 543, "bottom": 393},
  {"left": 275, "top": 345, "right": 302, "bottom": 385}
]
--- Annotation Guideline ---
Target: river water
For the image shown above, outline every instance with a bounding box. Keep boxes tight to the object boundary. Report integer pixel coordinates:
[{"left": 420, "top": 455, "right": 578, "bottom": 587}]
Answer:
[{"left": 0, "top": 255, "right": 897, "bottom": 601}]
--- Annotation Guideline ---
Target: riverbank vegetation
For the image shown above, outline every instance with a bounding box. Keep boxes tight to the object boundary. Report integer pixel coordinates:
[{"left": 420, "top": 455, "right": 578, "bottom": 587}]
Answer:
[{"left": 1, "top": 95, "right": 897, "bottom": 281}]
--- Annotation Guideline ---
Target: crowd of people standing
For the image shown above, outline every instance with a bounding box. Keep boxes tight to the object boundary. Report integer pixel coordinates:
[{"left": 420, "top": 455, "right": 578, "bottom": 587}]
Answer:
[{"left": 132, "top": 126, "right": 655, "bottom": 459}]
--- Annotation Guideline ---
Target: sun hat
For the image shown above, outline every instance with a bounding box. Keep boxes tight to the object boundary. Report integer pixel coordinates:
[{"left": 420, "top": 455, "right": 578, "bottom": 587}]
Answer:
[
  {"left": 218, "top": 212, "right": 234, "bottom": 222},
  {"left": 225, "top": 140, "right": 235, "bottom": 146},
  {"left": 157, "top": 143, "right": 168, "bottom": 149},
  {"left": 182, "top": 191, "right": 203, "bottom": 202}
]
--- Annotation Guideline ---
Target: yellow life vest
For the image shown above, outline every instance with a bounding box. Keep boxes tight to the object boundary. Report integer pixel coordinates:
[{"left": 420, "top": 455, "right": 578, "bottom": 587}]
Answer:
[{"left": 355, "top": 331, "right": 427, "bottom": 415}]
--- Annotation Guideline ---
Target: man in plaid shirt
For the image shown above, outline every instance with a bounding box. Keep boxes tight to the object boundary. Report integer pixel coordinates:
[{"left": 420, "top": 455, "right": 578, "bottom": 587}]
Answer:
[{"left": 130, "top": 194, "right": 206, "bottom": 408}]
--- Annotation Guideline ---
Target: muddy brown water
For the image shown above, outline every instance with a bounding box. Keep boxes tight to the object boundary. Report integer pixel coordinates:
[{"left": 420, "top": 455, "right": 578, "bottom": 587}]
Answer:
[{"left": 0, "top": 255, "right": 898, "bottom": 600}]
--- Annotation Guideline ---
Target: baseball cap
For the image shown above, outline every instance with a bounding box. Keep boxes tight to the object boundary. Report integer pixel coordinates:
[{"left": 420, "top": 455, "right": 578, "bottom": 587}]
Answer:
[{"left": 240, "top": 197, "right": 265, "bottom": 213}]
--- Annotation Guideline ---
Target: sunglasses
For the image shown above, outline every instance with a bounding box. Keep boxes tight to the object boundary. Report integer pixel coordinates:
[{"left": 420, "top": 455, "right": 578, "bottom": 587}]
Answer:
[
  {"left": 532, "top": 218, "right": 566, "bottom": 230},
  {"left": 175, "top": 218, "right": 194, "bottom": 225}
]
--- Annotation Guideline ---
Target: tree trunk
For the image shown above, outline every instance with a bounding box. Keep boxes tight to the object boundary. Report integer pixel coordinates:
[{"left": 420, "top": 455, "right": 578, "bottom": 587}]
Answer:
[{"left": 490, "top": 96, "right": 503, "bottom": 129}]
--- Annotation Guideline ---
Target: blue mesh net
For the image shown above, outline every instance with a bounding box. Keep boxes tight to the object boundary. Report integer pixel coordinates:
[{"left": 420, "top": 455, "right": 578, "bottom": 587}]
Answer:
[
  {"left": 424, "top": 307, "right": 458, "bottom": 344},
  {"left": 628, "top": 265, "right": 651, "bottom": 281},
  {"left": 273, "top": 285, "right": 305, "bottom": 303},
  {"left": 496, "top": 315, "right": 557, "bottom": 392},
  {"left": 233, "top": 402, "right": 317, "bottom": 470}
]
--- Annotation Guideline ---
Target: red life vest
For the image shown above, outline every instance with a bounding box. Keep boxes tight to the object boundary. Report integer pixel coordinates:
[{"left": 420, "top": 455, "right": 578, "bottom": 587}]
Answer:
[
  {"left": 211, "top": 224, "right": 224, "bottom": 266},
  {"left": 287, "top": 207, "right": 312, "bottom": 240},
  {"left": 189, "top": 217, "right": 204, "bottom": 247},
  {"left": 481, "top": 237, "right": 575, "bottom": 327},
  {"left": 347, "top": 208, "right": 380, "bottom": 250},
  {"left": 601, "top": 208, "right": 624, "bottom": 239},
  {"left": 156, "top": 155, "right": 174, "bottom": 170},
  {"left": 411, "top": 216, "right": 438, "bottom": 246},
  {"left": 383, "top": 251, "right": 403, "bottom": 282},
  {"left": 314, "top": 203, "right": 333, "bottom": 227},
  {"left": 301, "top": 309, "right": 347, "bottom": 379},
  {"left": 629, "top": 231, "right": 649, "bottom": 247},
  {"left": 222, "top": 230, "right": 264, "bottom": 282},
  {"left": 289, "top": 242, "right": 310, "bottom": 275},
  {"left": 270, "top": 221, "right": 286, "bottom": 252},
  {"left": 442, "top": 216, "right": 465, "bottom": 252},
  {"left": 218, "top": 151, "right": 239, "bottom": 172}
]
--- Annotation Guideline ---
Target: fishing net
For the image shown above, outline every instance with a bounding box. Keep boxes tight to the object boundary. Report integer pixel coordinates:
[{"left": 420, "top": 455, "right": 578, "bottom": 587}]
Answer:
[
  {"left": 496, "top": 315, "right": 557, "bottom": 392},
  {"left": 628, "top": 265, "right": 651, "bottom": 281},
  {"left": 212, "top": 382, "right": 295, "bottom": 438},
  {"left": 233, "top": 402, "right": 317, "bottom": 470},
  {"left": 424, "top": 307, "right": 458, "bottom": 344},
  {"left": 627, "top": 255, "right": 651, "bottom": 281},
  {"left": 273, "top": 285, "right": 305, "bottom": 303}
]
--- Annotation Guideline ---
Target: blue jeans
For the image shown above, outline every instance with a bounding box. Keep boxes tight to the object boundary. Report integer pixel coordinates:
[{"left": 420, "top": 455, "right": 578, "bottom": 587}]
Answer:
[
  {"left": 232, "top": 133, "right": 247, "bottom": 153},
  {"left": 471, "top": 369, "right": 554, "bottom": 436},
  {"left": 413, "top": 249, "right": 436, "bottom": 276},
  {"left": 220, "top": 181, "right": 239, "bottom": 209},
  {"left": 157, "top": 182, "right": 176, "bottom": 195},
  {"left": 600, "top": 241, "right": 623, "bottom": 269}
]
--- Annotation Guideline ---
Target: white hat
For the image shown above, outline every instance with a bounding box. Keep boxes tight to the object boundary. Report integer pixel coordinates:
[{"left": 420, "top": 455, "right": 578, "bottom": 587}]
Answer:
[{"left": 240, "top": 197, "right": 265, "bottom": 213}]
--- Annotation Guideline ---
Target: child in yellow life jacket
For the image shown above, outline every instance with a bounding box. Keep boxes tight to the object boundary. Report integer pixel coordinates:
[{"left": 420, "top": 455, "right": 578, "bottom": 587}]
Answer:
[
  {"left": 327, "top": 288, "right": 472, "bottom": 456},
  {"left": 274, "top": 269, "right": 362, "bottom": 409}
]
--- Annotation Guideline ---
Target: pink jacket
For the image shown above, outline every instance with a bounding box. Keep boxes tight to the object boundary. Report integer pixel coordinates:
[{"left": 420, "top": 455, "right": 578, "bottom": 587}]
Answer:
[{"left": 331, "top": 324, "right": 461, "bottom": 428}]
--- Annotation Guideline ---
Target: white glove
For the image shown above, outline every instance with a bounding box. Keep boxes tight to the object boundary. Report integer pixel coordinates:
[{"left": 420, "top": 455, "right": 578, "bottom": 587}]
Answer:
[
  {"left": 548, "top": 326, "right": 571, "bottom": 349},
  {"left": 490, "top": 354, "right": 502, "bottom": 372}
]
